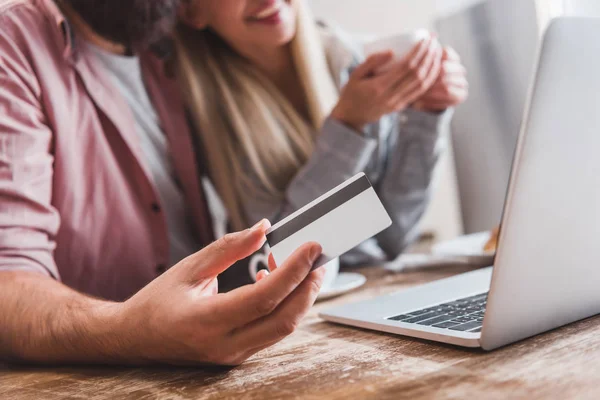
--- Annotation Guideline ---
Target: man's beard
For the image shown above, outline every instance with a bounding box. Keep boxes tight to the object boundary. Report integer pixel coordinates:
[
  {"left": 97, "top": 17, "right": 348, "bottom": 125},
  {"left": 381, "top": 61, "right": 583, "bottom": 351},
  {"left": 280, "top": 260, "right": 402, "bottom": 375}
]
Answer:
[{"left": 64, "top": 0, "right": 181, "bottom": 52}]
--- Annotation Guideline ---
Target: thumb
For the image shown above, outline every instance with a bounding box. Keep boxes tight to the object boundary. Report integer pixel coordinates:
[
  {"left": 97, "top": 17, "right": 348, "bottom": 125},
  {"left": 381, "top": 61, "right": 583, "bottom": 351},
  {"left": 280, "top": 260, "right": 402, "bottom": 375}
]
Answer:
[
  {"left": 177, "top": 219, "right": 271, "bottom": 281},
  {"left": 352, "top": 51, "right": 393, "bottom": 79}
]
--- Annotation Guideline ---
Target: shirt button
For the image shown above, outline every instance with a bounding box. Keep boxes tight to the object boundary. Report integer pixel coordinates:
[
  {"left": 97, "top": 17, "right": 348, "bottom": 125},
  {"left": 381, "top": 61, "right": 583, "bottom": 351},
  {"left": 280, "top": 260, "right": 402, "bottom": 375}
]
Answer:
[
  {"left": 156, "top": 264, "right": 168, "bottom": 275},
  {"left": 151, "top": 202, "right": 161, "bottom": 213}
]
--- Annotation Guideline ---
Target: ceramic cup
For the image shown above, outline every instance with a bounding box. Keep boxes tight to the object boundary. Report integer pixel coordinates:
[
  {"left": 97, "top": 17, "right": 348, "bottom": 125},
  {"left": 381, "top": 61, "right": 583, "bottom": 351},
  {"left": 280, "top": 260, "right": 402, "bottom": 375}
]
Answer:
[
  {"left": 365, "top": 29, "right": 433, "bottom": 73},
  {"left": 249, "top": 250, "right": 340, "bottom": 293}
]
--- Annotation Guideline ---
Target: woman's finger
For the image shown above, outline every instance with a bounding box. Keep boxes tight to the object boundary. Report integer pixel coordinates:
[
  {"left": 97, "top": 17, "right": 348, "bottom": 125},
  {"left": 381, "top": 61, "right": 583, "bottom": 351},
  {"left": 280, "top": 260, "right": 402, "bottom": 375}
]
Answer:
[
  {"left": 440, "top": 74, "right": 469, "bottom": 88},
  {"left": 406, "top": 37, "right": 434, "bottom": 70},
  {"left": 443, "top": 46, "right": 461, "bottom": 62},
  {"left": 386, "top": 41, "right": 441, "bottom": 97},
  {"left": 386, "top": 43, "right": 443, "bottom": 111},
  {"left": 375, "top": 38, "right": 432, "bottom": 89},
  {"left": 351, "top": 51, "right": 394, "bottom": 80},
  {"left": 421, "top": 87, "right": 469, "bottom": 108},
  {"left": 439, "top": 60, "right": 467, "bottom": 77},
  {"left": 426, "top": 81, "right": 469, "bottom": 101}
]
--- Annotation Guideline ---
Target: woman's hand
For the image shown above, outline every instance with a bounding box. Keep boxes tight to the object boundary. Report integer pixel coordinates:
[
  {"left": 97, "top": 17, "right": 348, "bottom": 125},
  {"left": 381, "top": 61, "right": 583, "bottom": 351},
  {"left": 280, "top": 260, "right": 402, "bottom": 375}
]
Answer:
[
  {"left": 119, "top": 220, "right": 326, "bottom": 366},
  {"left": 331, "top": 37, "right": 444, "bottom": 132},
  {"left": 412, "top": 46, "right": 469, "bottom": 112}
]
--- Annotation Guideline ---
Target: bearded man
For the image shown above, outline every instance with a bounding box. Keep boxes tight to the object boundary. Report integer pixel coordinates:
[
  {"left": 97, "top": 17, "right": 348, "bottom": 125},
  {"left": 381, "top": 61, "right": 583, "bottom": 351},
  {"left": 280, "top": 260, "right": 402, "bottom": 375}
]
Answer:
[{"left": 0, "top": 0, "right": 325, "bottom": 366}]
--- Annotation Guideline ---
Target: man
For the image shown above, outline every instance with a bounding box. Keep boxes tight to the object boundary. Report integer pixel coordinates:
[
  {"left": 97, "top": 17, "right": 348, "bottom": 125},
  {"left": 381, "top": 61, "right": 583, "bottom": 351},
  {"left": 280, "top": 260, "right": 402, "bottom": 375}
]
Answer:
[{"left": 0, "top": 0, "right": 325, "bottom": 366}]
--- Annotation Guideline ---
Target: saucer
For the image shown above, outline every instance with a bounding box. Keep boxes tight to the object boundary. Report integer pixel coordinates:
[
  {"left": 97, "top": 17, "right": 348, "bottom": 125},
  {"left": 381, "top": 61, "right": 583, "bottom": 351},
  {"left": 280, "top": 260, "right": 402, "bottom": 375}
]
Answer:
[
  {"left": 317, "top": 272, "right": 367, "bottom": 301},
  {"left": 431, "top": 231, "right": 496, "bottom": 265}
]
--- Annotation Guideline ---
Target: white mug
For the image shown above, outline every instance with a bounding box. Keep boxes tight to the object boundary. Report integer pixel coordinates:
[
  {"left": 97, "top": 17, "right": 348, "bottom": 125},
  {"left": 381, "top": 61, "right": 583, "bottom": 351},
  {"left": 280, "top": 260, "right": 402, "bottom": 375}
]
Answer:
[
  {"left": 364, "top": 29, "right": 433, "bottom": 73},
  {"left": 248, "top": 250, "right": 270, "bottom": 282},
  {"left": 249, "top": 250, "right": 340, "bottom": 293}
]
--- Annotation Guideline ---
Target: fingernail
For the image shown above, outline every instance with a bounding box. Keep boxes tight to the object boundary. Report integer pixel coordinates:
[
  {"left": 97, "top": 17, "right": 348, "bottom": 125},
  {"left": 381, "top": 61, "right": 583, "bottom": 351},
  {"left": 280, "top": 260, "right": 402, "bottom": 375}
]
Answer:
[
  {"left": 309, "top": 244, "right": 323, "bottom": 264},
  {"left": 251, "top": 219, "right": 271, "bottom": 232}
]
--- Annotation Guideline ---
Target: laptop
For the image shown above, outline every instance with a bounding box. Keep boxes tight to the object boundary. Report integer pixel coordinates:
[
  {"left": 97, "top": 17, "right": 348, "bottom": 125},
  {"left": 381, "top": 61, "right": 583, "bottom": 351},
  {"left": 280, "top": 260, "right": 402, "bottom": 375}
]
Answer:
[{"left": 319, "top": 17, "right": 600, "bottom": 350}]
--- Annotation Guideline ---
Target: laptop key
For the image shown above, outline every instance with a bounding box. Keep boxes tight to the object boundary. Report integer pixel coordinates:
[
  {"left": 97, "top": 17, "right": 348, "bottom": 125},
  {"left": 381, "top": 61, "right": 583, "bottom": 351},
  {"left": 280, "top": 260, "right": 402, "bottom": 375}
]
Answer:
[
  {"left": 450, "top": 317, "right": 473, "bottom": 323},
  {"left": 400, "top": 312, "right": 446, "bottom": 324},
  {"left": 388, "top": 314, "right": 413, "bottom": 321},
  {"left": 449, "top": 321, "right": 483, "bottom": 332},
  {"left": 416, "top": 314, "right": 456, "bottom": 326},
  {"left": 386, "top": 292, "right": 489, "bottom": 326},
  {"left": 432, "top": 320, "right": 462, "bottom": 329},
  {"left": 470, "top": 328, "right": 483, "bottom": 333},
  {"left": 409, "top": 308, "right": 435, "bottom": 316}
]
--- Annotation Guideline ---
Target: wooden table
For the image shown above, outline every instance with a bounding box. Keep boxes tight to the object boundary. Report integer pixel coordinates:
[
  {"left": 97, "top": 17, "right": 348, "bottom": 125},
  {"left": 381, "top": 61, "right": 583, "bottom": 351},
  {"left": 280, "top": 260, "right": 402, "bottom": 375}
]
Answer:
[{"left": 2, "top": 263, "right": 600, "bottom": 399}]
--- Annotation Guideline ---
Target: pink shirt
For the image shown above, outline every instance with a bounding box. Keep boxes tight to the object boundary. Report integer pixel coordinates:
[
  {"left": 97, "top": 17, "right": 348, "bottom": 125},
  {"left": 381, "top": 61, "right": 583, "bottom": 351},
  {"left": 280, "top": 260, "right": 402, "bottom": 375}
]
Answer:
[{"left": 0, "top": 0, "right": 213, "bottom": 301}]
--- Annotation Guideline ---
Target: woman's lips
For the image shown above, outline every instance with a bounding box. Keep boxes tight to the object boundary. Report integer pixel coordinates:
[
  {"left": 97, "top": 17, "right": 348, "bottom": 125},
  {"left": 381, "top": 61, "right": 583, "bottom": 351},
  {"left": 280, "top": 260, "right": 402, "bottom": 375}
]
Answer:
[
  {"left": 248, "top": 1, "right": 283, "bottom": 25},
  {"left": 249, "top": 10, "right": 282, "bottom": 25}
]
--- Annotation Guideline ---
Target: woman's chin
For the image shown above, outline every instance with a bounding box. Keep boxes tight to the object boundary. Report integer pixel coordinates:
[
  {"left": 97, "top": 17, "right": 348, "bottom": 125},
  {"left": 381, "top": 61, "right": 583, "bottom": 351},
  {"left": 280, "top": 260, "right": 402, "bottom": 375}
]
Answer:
[{"left": 250, "top": 28, "right": 296, "bottom": 48}]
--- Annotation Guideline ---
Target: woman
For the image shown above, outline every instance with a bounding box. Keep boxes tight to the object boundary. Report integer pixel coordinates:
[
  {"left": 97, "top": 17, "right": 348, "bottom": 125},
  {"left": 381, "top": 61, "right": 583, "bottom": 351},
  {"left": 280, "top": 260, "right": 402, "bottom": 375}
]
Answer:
[{"left": 175, "top": 0, "right": 468, "bottom": 272}]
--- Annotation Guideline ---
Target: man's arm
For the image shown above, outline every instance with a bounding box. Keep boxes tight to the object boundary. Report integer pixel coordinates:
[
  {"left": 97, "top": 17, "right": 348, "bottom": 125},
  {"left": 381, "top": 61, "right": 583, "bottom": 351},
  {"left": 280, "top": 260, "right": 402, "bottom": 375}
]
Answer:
[
  {"left": 0, "top": 12, "right": 98, "bottom": 363},
  {"left": 0, "top": 12, "right": 62, "bottom": 280},
  {"left": 0, "top": 272, "right": 128, "bottom": 364},
  {"left": 1, "top": 225, "right": 326, "bottom": 366}
]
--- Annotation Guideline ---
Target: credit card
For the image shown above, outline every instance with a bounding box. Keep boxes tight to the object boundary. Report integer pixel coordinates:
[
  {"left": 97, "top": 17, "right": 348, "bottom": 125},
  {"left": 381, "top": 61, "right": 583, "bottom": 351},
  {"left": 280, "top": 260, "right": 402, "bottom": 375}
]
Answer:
[{"left": 266, "top": 173, "right": 392, "bottom": 269}]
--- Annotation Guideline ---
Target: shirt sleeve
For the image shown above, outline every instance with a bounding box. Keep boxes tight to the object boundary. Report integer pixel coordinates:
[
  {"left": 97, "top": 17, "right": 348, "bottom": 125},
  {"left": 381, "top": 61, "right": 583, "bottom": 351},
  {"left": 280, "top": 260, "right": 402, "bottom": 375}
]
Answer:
[
  {"left": 373, "top": 108, "right": 453, "bottom": 259},
  {"left": 241, "top": 117, "right": 377, "bottom": 225},
  {"left": 0, "top": 22, "right": 61, "bottom": 279}
]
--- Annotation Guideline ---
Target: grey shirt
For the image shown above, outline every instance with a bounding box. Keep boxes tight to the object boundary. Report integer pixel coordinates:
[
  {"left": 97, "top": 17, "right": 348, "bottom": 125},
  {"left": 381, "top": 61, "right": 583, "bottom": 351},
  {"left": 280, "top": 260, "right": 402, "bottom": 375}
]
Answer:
[
  {"left": 88, "top": 44, "right": 201, "bottom": 267},
  {"left": 240, "top": 26, "right": 452, "bottom": 266}
]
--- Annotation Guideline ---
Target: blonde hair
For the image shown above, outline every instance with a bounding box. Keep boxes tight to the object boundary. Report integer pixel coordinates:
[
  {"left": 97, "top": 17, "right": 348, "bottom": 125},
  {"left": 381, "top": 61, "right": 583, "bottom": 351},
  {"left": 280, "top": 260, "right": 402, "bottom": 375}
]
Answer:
[{"left": 174, "top": 0, "right": 338, "bottom": 231}]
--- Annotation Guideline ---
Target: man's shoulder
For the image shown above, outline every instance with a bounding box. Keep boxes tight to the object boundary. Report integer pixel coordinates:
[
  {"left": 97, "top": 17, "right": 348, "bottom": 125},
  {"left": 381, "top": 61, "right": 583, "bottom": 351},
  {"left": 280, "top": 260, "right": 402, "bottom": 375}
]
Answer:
[
  {"left": 0, "top": 0, "right": 60, "bottom": 36},
  {"left": 0, "top": 0, "right": 29, "bottom": 13},
  {"left": 0, "top": 0, "right": 67, "bottom": 67}
]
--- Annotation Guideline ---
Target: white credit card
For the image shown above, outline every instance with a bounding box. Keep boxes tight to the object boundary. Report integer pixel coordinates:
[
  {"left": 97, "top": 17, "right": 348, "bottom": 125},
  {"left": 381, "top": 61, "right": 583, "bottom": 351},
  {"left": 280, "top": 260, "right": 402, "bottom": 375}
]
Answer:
[{"left": 266, "top": 173, "right": 392, "bottom": 269}]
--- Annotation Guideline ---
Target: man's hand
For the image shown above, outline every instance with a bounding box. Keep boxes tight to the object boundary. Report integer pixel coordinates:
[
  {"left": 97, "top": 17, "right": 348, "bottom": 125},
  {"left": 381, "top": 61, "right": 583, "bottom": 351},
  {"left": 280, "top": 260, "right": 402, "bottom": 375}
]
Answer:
[
  {"left": 413, "top": 46, "right": 469, "bottom": 112},
  {"left": 331, "top": 37, "right": 443, "bottom": 132},
  {"left": 0, "top": 220, "right": 324, "bottom": 366},
  {"left": 119, "top": 220, "right": 325, "bottom": 366}
]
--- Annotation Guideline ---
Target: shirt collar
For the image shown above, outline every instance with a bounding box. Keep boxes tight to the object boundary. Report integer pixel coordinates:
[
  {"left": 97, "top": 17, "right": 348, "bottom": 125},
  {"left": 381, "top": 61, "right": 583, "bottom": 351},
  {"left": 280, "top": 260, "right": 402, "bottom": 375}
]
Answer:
[{"left": 39, "top": 0, "right": 75, "bottom": 61}]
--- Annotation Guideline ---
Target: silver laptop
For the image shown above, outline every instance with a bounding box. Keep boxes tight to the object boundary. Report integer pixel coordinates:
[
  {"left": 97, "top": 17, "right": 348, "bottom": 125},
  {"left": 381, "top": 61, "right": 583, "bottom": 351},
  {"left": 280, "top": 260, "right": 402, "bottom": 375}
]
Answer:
[{"left": 320, "top": 17, "right": 600, "bottom": 350}]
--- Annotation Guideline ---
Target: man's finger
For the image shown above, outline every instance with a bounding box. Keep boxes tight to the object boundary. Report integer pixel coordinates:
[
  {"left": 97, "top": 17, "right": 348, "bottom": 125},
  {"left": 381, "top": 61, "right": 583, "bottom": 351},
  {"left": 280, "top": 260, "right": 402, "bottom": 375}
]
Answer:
[
  {"left": 351, "top": 51, "right": 394, "bottom": 80},
  {"left": 228, "top": 267, "right": 326, "bottom": 352},
  {"left": 256, "top": 269, "right": 270, "bottom": 282},
  {"left": 175, "top": 219, "right": 271, "bottom": 281},
  {"left": 215, "top": 242, "right": 322, "bottom": 327}
]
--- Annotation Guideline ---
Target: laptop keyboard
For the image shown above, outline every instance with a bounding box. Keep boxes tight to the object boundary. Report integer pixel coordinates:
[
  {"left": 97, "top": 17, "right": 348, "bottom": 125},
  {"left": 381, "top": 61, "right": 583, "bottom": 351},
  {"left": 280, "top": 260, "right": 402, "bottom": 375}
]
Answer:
[{"left": 387, "top": 292, "right": 489, "bottom": 333}]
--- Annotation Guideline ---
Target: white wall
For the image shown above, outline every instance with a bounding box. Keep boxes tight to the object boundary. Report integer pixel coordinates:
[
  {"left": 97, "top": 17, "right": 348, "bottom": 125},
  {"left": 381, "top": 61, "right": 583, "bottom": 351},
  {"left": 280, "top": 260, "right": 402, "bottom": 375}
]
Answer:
[
  {"left": 566, "top": 0, "right": 600, "bottom": 15},
  {"left": 308, "top": 0, "right": 476, "bottom": 241},
  {"left": 308, "top": 0, "right": 437, "bottom": 34}
]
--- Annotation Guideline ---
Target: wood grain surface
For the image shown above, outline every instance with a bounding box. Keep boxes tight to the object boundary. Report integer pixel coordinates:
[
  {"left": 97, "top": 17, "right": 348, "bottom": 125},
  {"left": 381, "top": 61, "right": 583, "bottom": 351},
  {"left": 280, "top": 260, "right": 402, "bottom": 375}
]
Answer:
[{"left": 1, "top": 263, "right": 599, "bottom": 400}]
